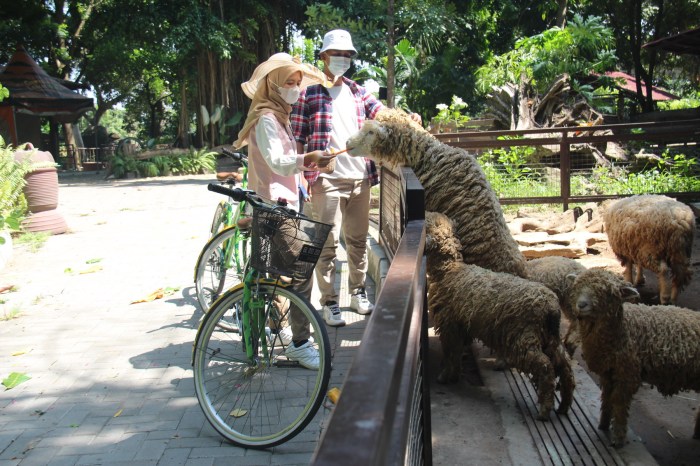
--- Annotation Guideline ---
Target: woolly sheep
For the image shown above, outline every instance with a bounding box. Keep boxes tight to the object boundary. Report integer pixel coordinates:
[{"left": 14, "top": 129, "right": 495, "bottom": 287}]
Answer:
[
  {"left": 567, "top": 267, "right": 700, "bottom": 447},
  {"left": 425, "top": 211, "right": 575, "bottom": 420},
  {"left": 346, "top": 119, "right": 528, "bottom": 278},
  {"left": 602, "top": 194, "right": 695, "bottom": 304},
  {"left": 526, "top": 256, "right": 588, "bottom": 356}
]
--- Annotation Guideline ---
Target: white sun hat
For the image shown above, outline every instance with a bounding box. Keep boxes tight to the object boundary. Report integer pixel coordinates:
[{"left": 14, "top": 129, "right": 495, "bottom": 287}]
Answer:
[
  {"left": 240, "top": 52, "right": 327, "bottom": 99},
  {"left": 320, "top": 29, "right": 357, "bottom": 55}
]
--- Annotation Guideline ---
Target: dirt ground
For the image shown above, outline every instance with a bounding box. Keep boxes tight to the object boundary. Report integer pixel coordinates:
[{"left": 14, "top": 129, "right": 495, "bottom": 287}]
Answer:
[{"left": 546, "top": 210, "right": 700, "bottom": 466}]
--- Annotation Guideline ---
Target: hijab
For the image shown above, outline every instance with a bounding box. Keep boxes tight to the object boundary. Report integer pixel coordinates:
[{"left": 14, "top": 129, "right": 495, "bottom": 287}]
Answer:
[{"left": 234, "top": 54, "right": 326, "bottom": 148}]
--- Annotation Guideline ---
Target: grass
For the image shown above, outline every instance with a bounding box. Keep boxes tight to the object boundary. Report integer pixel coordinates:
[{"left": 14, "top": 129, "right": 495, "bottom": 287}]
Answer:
[
  {"left": 0, "top": 308, "right": 21, "bottom": 321},
  {"left": 15, "top": 232, "right": 50, "bottom": 252}
]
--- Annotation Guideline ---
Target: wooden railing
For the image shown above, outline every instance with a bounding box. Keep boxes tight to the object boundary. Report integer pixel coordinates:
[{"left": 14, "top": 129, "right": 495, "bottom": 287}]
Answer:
[
  {"left": 435, "top": 118, "right": 700, "bottom": 210},
  {"left": 313, "top": 167, "right": 431, "bottom": 466}
]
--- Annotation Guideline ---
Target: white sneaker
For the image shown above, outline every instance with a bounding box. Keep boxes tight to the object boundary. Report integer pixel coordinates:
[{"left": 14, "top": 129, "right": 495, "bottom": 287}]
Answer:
[
  {"left": 350, "top": 288, "right": 374, "bottom": 315},
  {"left": 284, "top": 341, "right": 320, "bottom": 370},
  {"left": 322, "top": 302, "right": 346, "bottom": 327}
]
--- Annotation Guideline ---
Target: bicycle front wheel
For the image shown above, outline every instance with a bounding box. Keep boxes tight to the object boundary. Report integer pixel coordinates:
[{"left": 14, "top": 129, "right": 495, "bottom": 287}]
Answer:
[
  {"left": 194, "top": 226, "right": 250, "bottom": 313},
  {"left": 192, "top": 283, "right": 331, "bottom": 448}
]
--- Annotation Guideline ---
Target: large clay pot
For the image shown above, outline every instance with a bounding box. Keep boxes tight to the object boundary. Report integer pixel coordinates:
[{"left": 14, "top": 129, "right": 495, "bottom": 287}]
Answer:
[{"left": 13, "top": 146, "right": 68, "bottom": 234}]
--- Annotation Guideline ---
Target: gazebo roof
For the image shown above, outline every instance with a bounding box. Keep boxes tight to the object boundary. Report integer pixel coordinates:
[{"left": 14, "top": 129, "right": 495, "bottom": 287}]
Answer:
[
  {"left": 643, "top": 27, "right": 700, "bottom": 56},
  {"left": 0, "top": 45, "right": 93, "bottom": 117}
]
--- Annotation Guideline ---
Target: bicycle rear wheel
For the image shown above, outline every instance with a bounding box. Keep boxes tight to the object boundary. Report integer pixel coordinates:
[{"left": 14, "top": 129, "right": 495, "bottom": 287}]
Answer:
[
  {"left": 194, "top": 226, "right": 250, "bottom": 314},
  {"left": 192, "top": 283, "right": 331, "bottom": 449}
]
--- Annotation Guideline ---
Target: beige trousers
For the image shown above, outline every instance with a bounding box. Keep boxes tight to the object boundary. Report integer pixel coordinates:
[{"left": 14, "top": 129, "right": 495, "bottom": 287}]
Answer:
[{"left": 309, "top": 177, "right": 371, "bottom": 306}]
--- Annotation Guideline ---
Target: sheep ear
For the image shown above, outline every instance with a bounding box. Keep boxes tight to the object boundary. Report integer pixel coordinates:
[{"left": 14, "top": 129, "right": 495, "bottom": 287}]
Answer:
[
  {"left": 620, "top": 285, "right": 640, "bottom": 302},
  {"left": 565, "top": 273, "right": 578, "bottom": 285}
]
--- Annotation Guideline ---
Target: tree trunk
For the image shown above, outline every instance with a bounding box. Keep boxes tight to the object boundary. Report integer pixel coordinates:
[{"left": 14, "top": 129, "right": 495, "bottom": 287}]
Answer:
[
  {"left": 386, "top": 0, "right": 395, "bottom": 108},
  {"left": 555, "top": 0, "right": 568, "bottom": 28}
]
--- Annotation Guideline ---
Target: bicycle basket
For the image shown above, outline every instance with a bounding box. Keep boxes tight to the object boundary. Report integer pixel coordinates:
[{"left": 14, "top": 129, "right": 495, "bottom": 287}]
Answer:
[{"left": 250, "top": 206, "right": 332, "bottom": 279}]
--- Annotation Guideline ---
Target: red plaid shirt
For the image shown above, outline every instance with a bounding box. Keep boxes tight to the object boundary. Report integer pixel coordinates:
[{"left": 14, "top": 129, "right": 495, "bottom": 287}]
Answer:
[{"left": 291, "top": 77, "right": 384, "bottom": 186}]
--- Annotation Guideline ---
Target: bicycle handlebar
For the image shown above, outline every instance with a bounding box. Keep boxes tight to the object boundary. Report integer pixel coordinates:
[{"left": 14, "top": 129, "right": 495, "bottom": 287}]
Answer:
[
  {"left": 207, "top": 184, "right": 300, "bottom": 217},
  {"left": 222, "top": 147, "right": 247, "bottom": 162}
]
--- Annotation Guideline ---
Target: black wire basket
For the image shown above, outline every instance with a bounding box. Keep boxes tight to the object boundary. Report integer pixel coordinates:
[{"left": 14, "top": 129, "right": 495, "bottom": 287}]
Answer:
[{"left": 250, "top": 205, "right": 332, "bottom": 280}]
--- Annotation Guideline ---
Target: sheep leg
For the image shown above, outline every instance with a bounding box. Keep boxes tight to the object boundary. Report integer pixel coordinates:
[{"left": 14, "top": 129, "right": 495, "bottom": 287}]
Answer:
[
  {"left": 657, "top": 261, "right": 671, "bottom": 304},
  {"left": 598, "top": 375, "right": 614, "bottom": 432},
  {"left": 551, "top": 345, "right": 575, "bottom": 415},
  {"left": 633, "top": 263, "right": 645, "bottom": 286},
  {"left": 437, "top": 324, "right": 465, "bottom": 384},
  {"left": 622, "top": 263, "right": 633, "bottom": 284},
  {"left": 609, "top": 382, "right": 635, "bottom": 448},
  {"left": 563, "top": 323, "right": 579, "bottom": 357},
  {"left": 694, "top": 404, "right": 700, "bottom": 439},
  {"left": 522, "top": 349, "right": 556, "bottom": 421}
]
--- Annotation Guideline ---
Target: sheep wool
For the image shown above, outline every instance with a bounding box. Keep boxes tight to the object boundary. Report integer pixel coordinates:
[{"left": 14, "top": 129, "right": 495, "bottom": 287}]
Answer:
[
  {"left": 346, "top": 119, "right": 528, "bottom": 278},
  {"left": 425, "top": 212, "right": 574, "bottom": 420},
  {"left": 526, "top": 256, "right": 588, "bottom": 355},
  {"left": 568, "top": 268, "right": 700, "bottom": 447},
  {"left": 603, "top": 194, "right": 695, "bottom": 304}
]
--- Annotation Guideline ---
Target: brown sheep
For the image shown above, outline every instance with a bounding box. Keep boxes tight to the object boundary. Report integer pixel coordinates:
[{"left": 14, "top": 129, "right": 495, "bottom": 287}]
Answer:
[
  {"left": 567, "top": 267, "right": 700, "bottom": 447},
  {"left": 602, "top": 194, "right": 695, "bottom": 304},
  {"left": 346, "top": 119, "right": 528, "bottom": 278},
  {"left": 425, "top": 211, "right": 575, "bottom": 420}
]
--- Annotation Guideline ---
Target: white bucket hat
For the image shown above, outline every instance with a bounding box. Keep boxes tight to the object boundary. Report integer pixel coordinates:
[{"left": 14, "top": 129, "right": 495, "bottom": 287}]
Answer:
[
  {"left": 240, "top": 52, "right": 326, "bottom": 99},
  {"left": 320, "top": 29, "right": 357, "bottom": 55}
]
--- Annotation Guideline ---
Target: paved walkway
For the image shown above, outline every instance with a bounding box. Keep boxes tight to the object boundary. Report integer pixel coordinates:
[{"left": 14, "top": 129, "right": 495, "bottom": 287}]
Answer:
[{"left": 0, "top": 173, "right": 371, "bottom": 465}]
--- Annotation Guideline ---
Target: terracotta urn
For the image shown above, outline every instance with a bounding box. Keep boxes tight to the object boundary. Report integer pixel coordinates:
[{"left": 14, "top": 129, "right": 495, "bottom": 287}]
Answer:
[{"left": 13, "top": 145, "right": 68, "bottom": 234}]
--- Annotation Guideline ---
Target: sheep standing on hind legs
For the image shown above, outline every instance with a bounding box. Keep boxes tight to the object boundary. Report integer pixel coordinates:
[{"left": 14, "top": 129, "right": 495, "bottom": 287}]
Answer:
[
  {"left": 425, "top": 211, "right": 575, "bottom": 420},
  {"left": 346, "top": 118, "right": 528, "bottom": 278},
  {"left": 567, "top": 268, "right": 700, "bottom": 447},
  {"left": 603, "top": 194, "right": 695, "bottom": 304}
]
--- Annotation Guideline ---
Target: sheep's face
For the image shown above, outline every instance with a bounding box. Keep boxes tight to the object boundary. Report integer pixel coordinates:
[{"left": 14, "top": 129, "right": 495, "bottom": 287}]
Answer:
[
  {"left": 346, "top": 120, "right": 385, "bottom": 160},
  {"left": 566, "top": 269, "right": 639, "bottom": 319}
]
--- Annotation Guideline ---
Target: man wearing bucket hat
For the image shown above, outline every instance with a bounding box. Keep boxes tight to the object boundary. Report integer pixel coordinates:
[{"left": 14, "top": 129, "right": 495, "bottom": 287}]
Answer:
[
  {"left": 233, "top": 52, "right": 335, "bottom": 369},
  {"left": 292, "top": 29, "right": 420, "bottom": 327}
]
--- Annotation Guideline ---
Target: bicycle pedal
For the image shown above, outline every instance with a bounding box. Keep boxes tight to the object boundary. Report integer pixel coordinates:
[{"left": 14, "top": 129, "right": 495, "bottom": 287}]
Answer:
[{"left": 275, "top": 360, "right": 301, "bottom": 368}]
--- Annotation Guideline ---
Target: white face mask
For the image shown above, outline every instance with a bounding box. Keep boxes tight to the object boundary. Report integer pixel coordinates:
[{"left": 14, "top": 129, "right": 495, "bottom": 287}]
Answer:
[
  {"left": 328, "top": 56, "right": 351, "bottom": 78},
  {"left": 278, "top": 85, "right": 301, "bottom": 104}
]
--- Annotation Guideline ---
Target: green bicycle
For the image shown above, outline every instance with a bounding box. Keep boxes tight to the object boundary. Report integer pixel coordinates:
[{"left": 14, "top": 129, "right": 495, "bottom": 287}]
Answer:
[
  {"left": 194, "top": 149, "right": 251, "bottom": 313},
  {"left": 192, "top": 184, "right": 332, "bottom": 449}
]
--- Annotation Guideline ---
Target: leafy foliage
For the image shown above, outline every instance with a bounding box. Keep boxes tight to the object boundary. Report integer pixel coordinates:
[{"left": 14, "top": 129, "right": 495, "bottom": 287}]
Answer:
[
  {"left": 476, "top": 14, "right": 617, "bottom": 95},
  {"left": 0, "top": 141, "right": 29, "bottom": 236}
]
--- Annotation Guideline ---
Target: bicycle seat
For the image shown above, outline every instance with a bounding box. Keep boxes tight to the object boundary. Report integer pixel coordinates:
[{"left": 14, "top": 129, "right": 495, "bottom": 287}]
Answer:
[{"left": 216, "top": 171, "right": 243, "bottom": 183}]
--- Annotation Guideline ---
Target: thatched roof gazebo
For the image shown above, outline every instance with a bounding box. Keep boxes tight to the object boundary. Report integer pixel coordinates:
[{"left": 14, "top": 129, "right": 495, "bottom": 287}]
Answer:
[{"left": 0, "top": 45, "right": 93, "bottom": 161}]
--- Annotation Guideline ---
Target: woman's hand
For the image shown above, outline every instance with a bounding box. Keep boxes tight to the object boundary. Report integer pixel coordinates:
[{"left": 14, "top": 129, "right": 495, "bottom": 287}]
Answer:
[{"left": 304, "top": 150, "right": 336, "bottom": 170}]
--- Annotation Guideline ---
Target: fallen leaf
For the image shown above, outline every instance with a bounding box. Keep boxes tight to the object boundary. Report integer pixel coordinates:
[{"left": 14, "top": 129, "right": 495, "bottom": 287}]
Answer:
[
  {"left": 113, "top": 409, "right": 123, "bottom": 417},
  {"left": 131, "top": 288, "right": 165, "bottom": 304},
  {"left": 85, "top": 258, "right": 103, "bottom": 264},
  {"left": 11, "top": 349, "right": 30, "bottom": 356},
  {"left": 230, "top": 409, "right": 247, "bottom": 418},
  {"left": 0, "top": 285, "right": 15, "bottom": 294},
  {"left": 79, "top": 265, "right": 103, "bottom": 274},
  {"left": 2, "top": 372, "right": 31, "bottom": 390}
]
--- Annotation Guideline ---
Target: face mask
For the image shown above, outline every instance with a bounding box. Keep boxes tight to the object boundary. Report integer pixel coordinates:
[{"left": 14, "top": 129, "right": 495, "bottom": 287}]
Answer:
[
  {"left": 278, "top": 85, "right": 301, "bottom": 104},
  {"left": 328, "top": 56, "right": 351, "bottom": 78}
]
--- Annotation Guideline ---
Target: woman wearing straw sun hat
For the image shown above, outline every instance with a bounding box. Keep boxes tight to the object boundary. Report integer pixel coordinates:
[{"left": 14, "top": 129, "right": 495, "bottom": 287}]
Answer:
[
  {"left": 234, "top": 52, "right": 335, "bottom": 211},
  {"left": 233, "top": 52, "right": 335, "bottom": 370}
]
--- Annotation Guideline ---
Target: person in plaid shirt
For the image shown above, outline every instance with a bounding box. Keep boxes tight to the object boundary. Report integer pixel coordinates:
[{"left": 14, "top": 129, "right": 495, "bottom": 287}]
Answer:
[{"left": 291, "top": 29, "right": 420, "bottom": 327}]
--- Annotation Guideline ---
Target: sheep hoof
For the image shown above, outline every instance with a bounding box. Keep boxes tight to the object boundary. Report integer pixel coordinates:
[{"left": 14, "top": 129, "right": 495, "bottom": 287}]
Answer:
[
  {"left": 598, "top": 423, "right": 610, "bottom": 431},
  {"left": 536, "top": 412, "right": 550, "bottom": 422}
]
